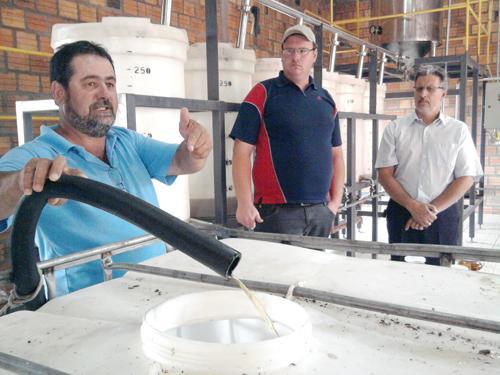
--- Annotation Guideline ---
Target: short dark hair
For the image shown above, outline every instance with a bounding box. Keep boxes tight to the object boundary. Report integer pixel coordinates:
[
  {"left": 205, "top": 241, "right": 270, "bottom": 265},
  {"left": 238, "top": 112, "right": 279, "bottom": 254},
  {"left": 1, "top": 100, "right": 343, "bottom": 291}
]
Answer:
[
  {"left": 412, "top": 64, "right": 448, "bottom": 91},
  {"left": 50, "top": 40, "right": 114, "bottom": 88}
]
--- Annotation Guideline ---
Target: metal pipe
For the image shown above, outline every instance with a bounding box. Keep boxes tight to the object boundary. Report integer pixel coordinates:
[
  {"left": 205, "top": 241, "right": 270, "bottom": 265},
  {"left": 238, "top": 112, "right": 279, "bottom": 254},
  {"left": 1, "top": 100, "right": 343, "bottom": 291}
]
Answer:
[
  {"left": 328, "top": 33, "right": 339, "bottom": 72},
  {"left": 0, "top": 45, "right": 51, "bottom": 57},
  {"left": 378, "top": 53, "right": 386, "bottom": 85},
  {"left": 356, "top": 44, "right": 366, "bottom": 79},
  {"left": 257, "top": 0, "right": 399, "bottom": 59},
  {"left": 431, "top": 41, "right": 438, "bottom": 57},
  {"left": 160, "top": 0, "right": 172, "bottom": 26},
  {"left": 445, "top": 0, "right": 452, "bottom": 55},
  {"left": 236, "top": 0, "right": 251, "bottom": 49},
  {"left": 38, "top": 235, "right": 160, "bottom": 271}
]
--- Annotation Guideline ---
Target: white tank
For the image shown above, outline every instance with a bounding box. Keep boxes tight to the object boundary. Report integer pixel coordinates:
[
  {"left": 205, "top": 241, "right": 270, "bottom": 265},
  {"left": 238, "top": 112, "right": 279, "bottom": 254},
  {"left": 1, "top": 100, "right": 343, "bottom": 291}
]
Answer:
[
  {"left": 185, "top": 43, "right": 256, "bottom": 218},
  {"left": 253, "top": 57, "right": 282, "bottom": 84},
  {"left": 51, "top": 17, "right": 190, "bottom": 220},
  {"left": 323, "top": 72, "right": 368, "bottom": 181}
]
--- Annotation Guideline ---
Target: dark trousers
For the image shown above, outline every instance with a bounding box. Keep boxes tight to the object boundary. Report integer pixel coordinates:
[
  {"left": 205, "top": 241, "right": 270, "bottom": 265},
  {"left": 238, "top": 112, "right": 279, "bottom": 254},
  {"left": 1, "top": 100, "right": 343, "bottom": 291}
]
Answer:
[
  {"left": 255, "top": 203, "right": 335, "bottom": 238},
  {"left": 386, "top": 199, "right": 460, "bottom": 266}
]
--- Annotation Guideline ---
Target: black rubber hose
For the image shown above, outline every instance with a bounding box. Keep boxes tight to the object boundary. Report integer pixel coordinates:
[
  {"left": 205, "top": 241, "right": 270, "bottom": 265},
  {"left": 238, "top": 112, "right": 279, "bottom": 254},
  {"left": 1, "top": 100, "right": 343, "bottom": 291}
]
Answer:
[{"left": 11, "top": 175, "right": 241, "bottom": 311}]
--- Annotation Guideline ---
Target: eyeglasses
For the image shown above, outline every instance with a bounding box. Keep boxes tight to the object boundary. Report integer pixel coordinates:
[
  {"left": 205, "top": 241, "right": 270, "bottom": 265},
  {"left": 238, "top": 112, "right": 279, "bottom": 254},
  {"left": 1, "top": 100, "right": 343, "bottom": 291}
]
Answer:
[
  {"left": 282, "top": 47, "right": 316, "bottom": 57},
  {"left": 414, "top": 86, "right": 444, "bottom": 94}
]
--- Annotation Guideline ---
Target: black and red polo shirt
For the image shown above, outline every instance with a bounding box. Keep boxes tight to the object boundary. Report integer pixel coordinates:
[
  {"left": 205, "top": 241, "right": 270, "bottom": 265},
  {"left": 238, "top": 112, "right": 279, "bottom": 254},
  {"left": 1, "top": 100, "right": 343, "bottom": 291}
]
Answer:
[{"left": 230, "top": 71, "right": 342, "bottom": 205}]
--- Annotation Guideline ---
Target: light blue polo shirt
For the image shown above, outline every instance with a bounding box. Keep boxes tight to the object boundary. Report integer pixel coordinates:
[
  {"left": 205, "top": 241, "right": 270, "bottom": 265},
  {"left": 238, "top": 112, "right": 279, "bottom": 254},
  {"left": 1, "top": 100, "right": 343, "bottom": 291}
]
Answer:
[{"left": 0, "top": 125, "right": 179, "bottom": 295}]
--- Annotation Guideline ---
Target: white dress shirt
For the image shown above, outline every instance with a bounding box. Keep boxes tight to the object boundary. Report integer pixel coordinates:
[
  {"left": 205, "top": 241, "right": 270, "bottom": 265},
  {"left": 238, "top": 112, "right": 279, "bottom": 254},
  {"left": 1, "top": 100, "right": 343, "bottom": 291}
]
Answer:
[{"left": 375, "top": 112, "right": 483, "bottom": 203}]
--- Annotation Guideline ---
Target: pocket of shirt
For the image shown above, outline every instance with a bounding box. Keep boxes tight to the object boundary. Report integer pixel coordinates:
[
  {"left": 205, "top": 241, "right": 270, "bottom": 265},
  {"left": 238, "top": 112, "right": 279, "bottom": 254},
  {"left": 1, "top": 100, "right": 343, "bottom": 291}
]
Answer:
[{"left": 435, "top": 143, "right": 459, "bottom": 171}]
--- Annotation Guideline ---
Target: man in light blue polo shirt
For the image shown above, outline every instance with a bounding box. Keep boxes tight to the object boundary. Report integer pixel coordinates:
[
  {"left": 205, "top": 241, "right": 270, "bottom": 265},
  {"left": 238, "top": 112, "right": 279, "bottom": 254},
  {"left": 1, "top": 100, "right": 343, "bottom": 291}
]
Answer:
[{"left": 0, "top": 41, "right": 212, "bottom": 294}]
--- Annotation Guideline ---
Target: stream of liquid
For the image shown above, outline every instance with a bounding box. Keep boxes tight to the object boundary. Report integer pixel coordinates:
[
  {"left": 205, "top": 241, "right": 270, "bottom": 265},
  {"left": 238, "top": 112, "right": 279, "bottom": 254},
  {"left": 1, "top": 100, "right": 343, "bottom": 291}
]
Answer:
[{"left": 231, "top": 275, "right": 280, "bottom": 337}]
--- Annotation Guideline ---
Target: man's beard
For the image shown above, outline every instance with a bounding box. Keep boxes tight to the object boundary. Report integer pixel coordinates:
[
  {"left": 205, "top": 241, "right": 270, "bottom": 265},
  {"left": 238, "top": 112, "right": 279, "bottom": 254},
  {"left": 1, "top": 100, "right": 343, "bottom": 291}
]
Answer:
[{"left": 65, "top": 98, "right": 115, "bottom": 137}]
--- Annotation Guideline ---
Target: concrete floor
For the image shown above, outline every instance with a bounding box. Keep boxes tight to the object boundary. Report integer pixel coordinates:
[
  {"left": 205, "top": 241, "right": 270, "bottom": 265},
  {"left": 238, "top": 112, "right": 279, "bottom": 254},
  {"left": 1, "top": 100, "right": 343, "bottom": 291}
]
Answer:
[{"left": 345, "top": 209, "right": 500, "bottom": 275}]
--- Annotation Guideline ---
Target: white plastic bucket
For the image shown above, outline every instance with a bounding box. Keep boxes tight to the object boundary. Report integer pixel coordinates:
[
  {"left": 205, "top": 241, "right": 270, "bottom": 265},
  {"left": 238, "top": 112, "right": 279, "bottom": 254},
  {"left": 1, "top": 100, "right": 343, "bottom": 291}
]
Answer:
[{"left": 141, "top": 290, "right": 313, "bottom": 374}]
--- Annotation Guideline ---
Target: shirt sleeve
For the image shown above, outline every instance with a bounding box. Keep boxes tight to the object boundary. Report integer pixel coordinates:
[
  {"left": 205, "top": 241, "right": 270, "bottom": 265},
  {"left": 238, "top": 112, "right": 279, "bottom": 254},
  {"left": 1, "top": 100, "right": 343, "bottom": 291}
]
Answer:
[
  {"left": 375, "top": 120, "right": 398, "bottom": 168},
  {"left": 331, "top": 108, "right": 342, "bottom": 147},
  {"left": 229, "top": 84, "right": 265, "bottom": 145},
  {"left": 132, "top": 131, "right": 180, "bottom": 185},
  {"left": 453, "top": 124, "right": 484, "bottom": 179}
]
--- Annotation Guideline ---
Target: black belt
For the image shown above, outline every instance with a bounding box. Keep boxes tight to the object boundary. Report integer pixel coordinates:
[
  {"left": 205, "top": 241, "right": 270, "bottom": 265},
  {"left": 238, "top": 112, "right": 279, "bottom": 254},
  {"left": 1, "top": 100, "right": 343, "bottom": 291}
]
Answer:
[{"left": 258, "top": 202, "right": 326, "bottom": 208}]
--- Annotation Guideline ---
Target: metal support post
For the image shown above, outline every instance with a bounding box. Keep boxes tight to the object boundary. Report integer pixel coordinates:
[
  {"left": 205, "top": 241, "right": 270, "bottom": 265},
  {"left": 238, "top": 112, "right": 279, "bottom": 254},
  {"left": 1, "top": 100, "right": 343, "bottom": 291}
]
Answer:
[
  {"left": 368, "top": 50, "right": 379, "bottom": 249},
  {"left": 236, "top": 0, "right": 251, "bottom": 49},
  {"left": 479, "top": 81, "right": 487, "bottom": 226},
  {"left": 469, "top": 67, "right": 478, "bottom": 240},
  {"left": 457, "top": 55, "right": 468, "bottom": 246},
  {"left": 346, "top": 117, "right": 357, "bottom": 250},
  {"left": 328, "top": 33, "right": 339, "bottom": 72},
  {"left": 206, "top": 0, "right": 227, "bottom": 224},
  {"left": 357, "top": 45, "right": 366, "bottom": 79}
]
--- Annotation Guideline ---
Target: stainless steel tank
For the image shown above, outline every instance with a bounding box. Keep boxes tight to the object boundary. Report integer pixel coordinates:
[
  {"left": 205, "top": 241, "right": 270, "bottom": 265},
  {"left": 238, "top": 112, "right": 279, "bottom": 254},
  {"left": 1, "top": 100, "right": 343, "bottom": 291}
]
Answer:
[{"left": 370, "top": 0, "right": 442, "bottom": 59}]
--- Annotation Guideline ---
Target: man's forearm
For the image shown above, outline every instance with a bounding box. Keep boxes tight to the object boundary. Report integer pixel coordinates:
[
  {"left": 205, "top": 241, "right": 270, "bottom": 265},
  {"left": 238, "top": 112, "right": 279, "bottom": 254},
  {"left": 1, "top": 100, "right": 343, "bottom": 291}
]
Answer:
[
  {"left": 329, "top": 152, "right": 345, "bottom": 211},
  {"left": 169, "top": 141, "right": 208, "bottom": 175},
  {"left": 0, "top": 171, "right": 23, "bottom": 219},
  {"left": 378, "top": 168, "right": 417, "bottom": 211},
  {"left": 232, "top": 151, "right": 254, "bottom": 207},
  {"left": 430, "top": 176, "right": 474, "bottom": 212}
]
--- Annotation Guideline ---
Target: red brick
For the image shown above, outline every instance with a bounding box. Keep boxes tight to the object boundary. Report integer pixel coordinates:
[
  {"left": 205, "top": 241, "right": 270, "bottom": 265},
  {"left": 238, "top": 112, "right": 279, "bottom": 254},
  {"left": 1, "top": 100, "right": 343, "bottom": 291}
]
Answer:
[
  {"left": 26, "top": 12, "right": 50, "bottom": 33},
  {"left": 123, "top": 0, "right": 138, "bottom": 16},
  {"left": 79, "top": 4, "right": 97, "bottom": 22},
  {"left": 58, "top": 0, "right": 78, "bottom": 20},
  {"left": 13, "top": 0, "right": 36, "bottom": 10},
  {"left": 18, "top": 73, "right": 40, "bottom": 92},
  {"left": 0, "top": 28, "right": 14, "bottom": 47},
  {"left": 16, "top": 31, "right": 38, "bottom": 51},
  {"left": 39, "top": 36, "right": 52, "bottom": 54},
  {"left": 31, "top": 55, "right": 50, "bottom": 74},
  {"left": 1, "top": 8, "right": 25, "bottom": 29},
  {"left": 36, "top": 0, "right": 58, "bottom": 16},
  {"left": 0, "top": 73, "right": 17, "bottom": 92},
  {"left": 7, "top": 53, "right": 30, "bottom": 71}
]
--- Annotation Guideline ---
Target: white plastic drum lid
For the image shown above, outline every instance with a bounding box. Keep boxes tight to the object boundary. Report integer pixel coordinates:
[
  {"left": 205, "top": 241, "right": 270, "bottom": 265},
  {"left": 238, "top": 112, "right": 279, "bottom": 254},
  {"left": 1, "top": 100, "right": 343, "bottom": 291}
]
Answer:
[
  {"left": 141, "top": 290, "right": 313, "bottom": 375},
  {"left": 51, "top": 17, "right": 191, "bottom": 220}
]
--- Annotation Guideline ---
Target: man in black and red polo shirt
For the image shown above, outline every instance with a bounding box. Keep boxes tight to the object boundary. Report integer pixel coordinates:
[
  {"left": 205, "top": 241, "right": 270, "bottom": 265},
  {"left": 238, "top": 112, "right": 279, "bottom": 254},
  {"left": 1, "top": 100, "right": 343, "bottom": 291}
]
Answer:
[{"left": 230, "top": 24, "right": 345, "bottom": 237}]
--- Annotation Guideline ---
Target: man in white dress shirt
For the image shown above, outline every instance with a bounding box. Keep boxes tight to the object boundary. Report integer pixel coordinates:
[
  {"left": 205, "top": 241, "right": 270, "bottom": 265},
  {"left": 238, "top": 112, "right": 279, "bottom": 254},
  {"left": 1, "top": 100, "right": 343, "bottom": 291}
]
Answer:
[{"left": 375, "top": 64, "right": 483, "bottom": 265}]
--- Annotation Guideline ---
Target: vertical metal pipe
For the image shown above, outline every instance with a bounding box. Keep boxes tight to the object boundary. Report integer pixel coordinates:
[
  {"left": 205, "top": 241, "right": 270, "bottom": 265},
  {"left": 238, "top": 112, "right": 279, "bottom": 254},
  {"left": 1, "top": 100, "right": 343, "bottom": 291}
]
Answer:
[
  {"left": 479, "top": 81, "right": 487, "bottom": 226},
  {"left": 160, "top": 0, "right": 172, "bottom": 26},
  {"left": 205, "top": 0, "right": 227, "bottom": 224},
  {"left": 368, "top": 50, "right": 379, "bottom": 246},
  {"left": 357, "top": 45, "right": 366, "bottom": 79},
  {"left": 314, "top": 24, "right": 324, "bottom": 88},
  {"left": 457, "top": 55, "right": 468, "bottom": 245},
  {"left": 378, "top": 52, "right": 386, "bottom": 85},
  {"left": 431, "top": 41, "right": 438, "bottom": 57},
  {"left": 346, "top": 117, "right": 357, "bottom": 247},
  {"left": 236, "top": 0, "right": 251, "bottom": 49},
  {"left": 328, "top": 33, "right": 339, "bottom": 72},
  {"left": 469, "top": 67, "right": 479, "bottom": 240},
  {"left": 445, "top": 0, "right": 452, "bottom": 55}
]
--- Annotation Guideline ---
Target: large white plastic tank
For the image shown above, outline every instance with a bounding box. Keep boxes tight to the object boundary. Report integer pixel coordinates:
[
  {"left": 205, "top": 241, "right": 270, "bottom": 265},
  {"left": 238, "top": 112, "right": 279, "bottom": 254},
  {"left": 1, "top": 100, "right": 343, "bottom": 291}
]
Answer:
[
  {"left": 51, "top": 17, "right": 190, "bottom": 219},
  {"left": 323, "top": 72, "right": 368, "bottom": 180},
  {"left": 185, "top": 43, "right": 256, "bottom": 218},
  {"left": 253, "top": 57, "right": 282, "bottom": 84}
]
